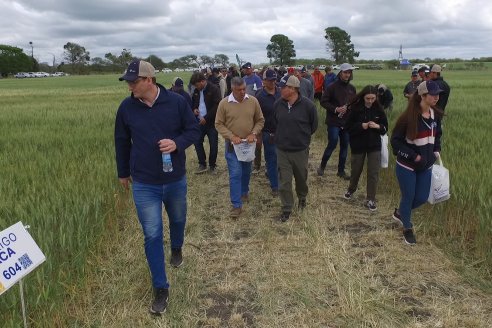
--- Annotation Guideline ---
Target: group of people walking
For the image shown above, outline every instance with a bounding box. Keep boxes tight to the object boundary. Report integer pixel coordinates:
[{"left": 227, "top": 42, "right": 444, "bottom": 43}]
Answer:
[{"left": 114, "top": 59, "right": 448, "bottom": 314}]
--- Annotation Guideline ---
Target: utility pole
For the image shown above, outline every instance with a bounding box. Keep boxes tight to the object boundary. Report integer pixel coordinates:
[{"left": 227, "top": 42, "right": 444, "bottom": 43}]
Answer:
[
  {"left": 47, "top": 52, "right": 56, "bottom": 71},
  {"left": 29, "top": 41, "right": 34, "bottom": 70}
]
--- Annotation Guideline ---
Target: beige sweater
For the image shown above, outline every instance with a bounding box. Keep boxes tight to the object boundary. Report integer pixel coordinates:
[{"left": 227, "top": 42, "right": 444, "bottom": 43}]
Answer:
[{"left": 215, "top": 95, "right": 265, "bottom": 140}]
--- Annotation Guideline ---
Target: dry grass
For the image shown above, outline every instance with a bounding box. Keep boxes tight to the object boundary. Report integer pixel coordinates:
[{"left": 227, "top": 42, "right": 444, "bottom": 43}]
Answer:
[{"left": 62, "top": 139, "right": 492, "bottom": 328}]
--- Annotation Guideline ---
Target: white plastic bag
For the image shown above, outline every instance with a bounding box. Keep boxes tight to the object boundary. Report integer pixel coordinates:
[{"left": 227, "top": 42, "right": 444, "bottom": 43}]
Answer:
[
  {"left": 233, "top": 140, "right": 256, "bottom": 162},
  {"left": 381, "top": 134, "right": 389, "bottom": 168},
  {"left": 428, "top": 157, "right": 450, "bottom": 204}
]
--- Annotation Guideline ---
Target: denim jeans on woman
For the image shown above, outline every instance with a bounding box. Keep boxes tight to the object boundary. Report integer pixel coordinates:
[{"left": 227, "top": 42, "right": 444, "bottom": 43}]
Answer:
[
  {"left": 132, "top": 176, "right": 187, "bottom": 289},
  {"left": 320, "top": 125, "right": 349, "bottom": 173},
  {"left": 262, "top": 131, "right": 278, "bottom": 191},
  {"left": 225, "top": 142, "right": 252, "bottom": 208},
  {"left": 395, "top": 163, "right": 431, "bottom": 229}
]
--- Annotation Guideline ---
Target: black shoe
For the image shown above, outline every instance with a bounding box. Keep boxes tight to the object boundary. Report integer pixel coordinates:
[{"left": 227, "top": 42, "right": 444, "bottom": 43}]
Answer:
[
  {"left": 392, "top": 208, "right": 403, "bottom": 226},
  {"left": 316, "top": 167, "right": 324, "bottom": 176},
  {"left": 195, "top": 164, "right": 207, "bottom": 174},
  {"left": 209, "top": 166, "right": 217, "bottom": 175},
  {"left": 337, "top": 171, "right": 351, "bottom": 180},
  {"left": 279, "top": 212, "right": 291, "bottom": 222},
  {"left": 298, "top": 199, "right": 306, "bottom": 210},
  {"left": 150, "top": 288, "right": 169, "bottom": 315},
  {"left": 403, "top": 229, "right": 416, "bottom": 245},
  {"left": 344, "top": 190, "right": 354, "bottom": 200},
  {"left": 170, "top": 248, "right": 183, "bottom": 268}
]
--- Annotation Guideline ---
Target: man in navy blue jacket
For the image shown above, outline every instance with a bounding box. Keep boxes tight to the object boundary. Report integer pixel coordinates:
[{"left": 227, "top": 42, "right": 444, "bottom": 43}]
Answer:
[{"left": 115, "top": 60, "right": 200, "bottom": 315}]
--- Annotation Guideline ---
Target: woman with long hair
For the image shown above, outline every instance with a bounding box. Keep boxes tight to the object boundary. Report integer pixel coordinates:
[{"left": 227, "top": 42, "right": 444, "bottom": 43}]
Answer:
[
  {"left": 344, "top": 85, "right": 388, "bottom": 211},
  {"left": 391, "top": 80, "right": 443, "bottom": 245}
]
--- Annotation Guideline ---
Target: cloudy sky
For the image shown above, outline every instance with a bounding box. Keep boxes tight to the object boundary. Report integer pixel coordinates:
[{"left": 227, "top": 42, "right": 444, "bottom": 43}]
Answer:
[{"left": 1, "top": 0, "right": 491, "bottom": 66}]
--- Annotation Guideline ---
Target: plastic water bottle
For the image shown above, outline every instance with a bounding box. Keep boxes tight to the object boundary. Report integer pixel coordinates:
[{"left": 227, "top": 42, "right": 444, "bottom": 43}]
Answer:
[{"left": 162, "top": 153, "right": 173, "bottom": 172}]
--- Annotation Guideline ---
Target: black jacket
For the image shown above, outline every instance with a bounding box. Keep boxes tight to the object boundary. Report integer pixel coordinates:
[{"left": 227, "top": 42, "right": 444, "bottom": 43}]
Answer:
[
  {"left": 346, "top": 103, "right": 388, "bottom": 154},
  {"left": 320, "top": 79, "right": 356, "bottom": 127},
  {"left": 433, "top": 76, "right": 450, "bottom": 111},
  {"left": 192, "top": 82, "right": 222, "bottom": 128}
]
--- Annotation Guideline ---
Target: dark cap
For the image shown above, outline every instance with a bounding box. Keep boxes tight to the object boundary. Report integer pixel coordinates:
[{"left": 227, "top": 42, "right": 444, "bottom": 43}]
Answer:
[
  {"left": 172, "top": 77, "right": 184, "bottom": 87},
  {"left": 411, "top": 71, "right": 418, "bottom": 76},
  {"left": 212, "top": 67, "right": 220, "bottom": 73},
  {"left": 417, "top": 80, "right": 443, "bottom": 96},
  {"left": 241, "top": 62, "right": 252, "bottom": 69},
  {"left": 262, "top": 69, "right": 277, "bottom": 81},
  {"left": 119, "top": 60, "right": 155, "bottom": 82},
  {"left": 278, "top": 75, "right": 300, "bottom": 88}
]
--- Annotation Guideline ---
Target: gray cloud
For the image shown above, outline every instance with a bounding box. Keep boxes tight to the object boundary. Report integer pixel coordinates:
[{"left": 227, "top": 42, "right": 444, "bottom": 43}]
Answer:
[{"left": 1, "top": 0, "right": 491, "bottom": 65}]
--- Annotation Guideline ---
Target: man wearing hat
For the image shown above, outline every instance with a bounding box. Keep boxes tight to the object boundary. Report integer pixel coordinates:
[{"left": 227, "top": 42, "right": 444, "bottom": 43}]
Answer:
[
  {"left": 404, "top": 71, "right": 421, "bottom": 99},
  {"left": 323, "top": 66, "right": 337, "bottom": 92},
  {"left": 294, "top": 68, "right": 314, "bottom": 101},
  {"left": 170, "top": 77, "right": 192, "bottom": 108},
  {"left": 115, "top": 60, "right": 200, "bottom": 314},
  {"left": 429, "top": 64, "right": 451, "bottom": 111},
  {"left": 255, "top": 69, "right": 281, "bottom": 195},
  {"left": 274, "top": 75, "right": 318, "bottom": 222},
  {"left": 242, "top": 62, "right": 263, "bottom": 96},
  {"left": 190, "top": 72, "right": 222, "bottom": 174},
  {"left": 417, "top": 66, "right": 430, "bottom": 82},
  {"left": 318, "top": 63, "right": 357, "bottom": 179}
]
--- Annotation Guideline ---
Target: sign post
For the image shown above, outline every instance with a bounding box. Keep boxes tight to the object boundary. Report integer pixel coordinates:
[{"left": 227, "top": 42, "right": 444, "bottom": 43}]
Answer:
[{"left": 0, "top": 222, "right": 46, "bottom": 327}]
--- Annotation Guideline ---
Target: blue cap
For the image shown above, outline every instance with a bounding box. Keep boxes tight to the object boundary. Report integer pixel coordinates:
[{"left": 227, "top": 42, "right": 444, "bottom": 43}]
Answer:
[
  {"left": 262, "top": 69, "right": 277, "bottom": 81},
  {"left": 241, "top": 62, "right": 252, "bottom": 69},
  {"left": 417, "top": 80, "right": 443, "bottom": 96},
  {"left": 119, "top": 60, "right": 155, "bottom": 82}
]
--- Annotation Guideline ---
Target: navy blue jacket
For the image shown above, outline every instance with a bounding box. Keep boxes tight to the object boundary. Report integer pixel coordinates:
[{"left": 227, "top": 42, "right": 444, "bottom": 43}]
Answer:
[
  {"left": 115, "top": 84, "right": 200, "bottom": 184},
  {"left": 391, "top": 109, "right": 442, "bottom": 171},
  {"left": 255, "top": 87, "right": 281, "bottom": 133}
]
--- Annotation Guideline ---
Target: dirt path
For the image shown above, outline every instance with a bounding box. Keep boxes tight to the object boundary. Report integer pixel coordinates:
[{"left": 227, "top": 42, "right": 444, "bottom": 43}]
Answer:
[{"left": 66, "top": 142, "right": 492, "bottom": 327}]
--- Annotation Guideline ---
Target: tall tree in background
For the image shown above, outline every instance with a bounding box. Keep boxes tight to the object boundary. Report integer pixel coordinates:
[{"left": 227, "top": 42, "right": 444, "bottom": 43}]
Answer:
[
  {"left": 324, "top": 27, "right": 359, "bottom": 64},
  {"left": 0, "top": 45, "right": 33, "bottom": 76},
  {"left": 199, "top": 55, "right": 214, "bottom": 67},
  {"left": 63, "top": 42, "right": 90, "bottom": 67},
  {"left": 266, "top": 34, "right": 296, "bottom": 65},
  {"left": 214, "top": 54, "right": 229, "bottom": 67},
  {"left": 145, "top": 55, "right": 165, "bottom": 70},
  {"left": 105, "top": 48, "right": 134, "bottom": 69}
]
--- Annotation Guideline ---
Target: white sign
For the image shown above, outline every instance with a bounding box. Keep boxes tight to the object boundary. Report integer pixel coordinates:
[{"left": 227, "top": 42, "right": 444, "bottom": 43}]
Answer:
[{"left": 0, "top": 222, "right": 46, "bottom": 296}]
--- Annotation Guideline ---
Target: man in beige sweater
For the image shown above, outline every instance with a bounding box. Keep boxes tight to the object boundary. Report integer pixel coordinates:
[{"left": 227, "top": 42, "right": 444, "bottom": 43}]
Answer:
[{"left": 215, "top": 77, "right": 265, "bottom": 218}]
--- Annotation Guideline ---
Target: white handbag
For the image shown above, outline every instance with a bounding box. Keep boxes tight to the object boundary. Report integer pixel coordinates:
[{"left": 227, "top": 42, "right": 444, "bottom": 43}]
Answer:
[
  {"left": 380, "top": 134, "right": 389, "bottom": 168},
  {"left": 428, "top": 156, "right": 450, "bottom": 204}
]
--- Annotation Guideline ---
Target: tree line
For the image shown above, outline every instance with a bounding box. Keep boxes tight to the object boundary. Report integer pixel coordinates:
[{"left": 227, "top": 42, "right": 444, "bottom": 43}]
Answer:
[{"left": 1, "top": 25, "right": 491, "bottom": 76}]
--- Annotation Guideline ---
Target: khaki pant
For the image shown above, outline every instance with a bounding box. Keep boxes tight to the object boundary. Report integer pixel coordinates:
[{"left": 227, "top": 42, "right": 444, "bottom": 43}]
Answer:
[
  {"left": 277, "top": 148, "right": 309, "bottom": 213},
  {"left": 348, "top": 151, "right": 381, "bottom": 201}
]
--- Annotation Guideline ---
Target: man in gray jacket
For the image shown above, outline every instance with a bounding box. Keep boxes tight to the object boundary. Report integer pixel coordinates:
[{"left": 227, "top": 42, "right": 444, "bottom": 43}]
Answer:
[
  {"left": 295, "top": 68, "right": 314, "bottom": 101},
  {"left": 274, "top": 75, "right": 318, "bottom": 222}
]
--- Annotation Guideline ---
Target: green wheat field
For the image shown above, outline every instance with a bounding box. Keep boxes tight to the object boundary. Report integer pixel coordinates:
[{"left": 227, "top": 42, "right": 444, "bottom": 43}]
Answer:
[{"left": 0, "top": 71, "right": 491, "bottom": 327}]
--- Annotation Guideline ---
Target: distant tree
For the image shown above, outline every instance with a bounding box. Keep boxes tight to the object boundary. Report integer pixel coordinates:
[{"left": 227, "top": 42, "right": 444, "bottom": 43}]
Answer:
[
  {"left": 179, "top": 55, "right": 199, "bottom": 68},
  {"left": 105, "top": 48, "right": 134, "bottom": 69},
  {"left": 199, "top": 55, "right": 214, "bottom": 67},
  {"left": 324, "top": 27, "right": 359, "bottom": 64},
  {"left": 0, "top": 45, "right": 32, "bottom": 76},
  {"left": 214, "top": 54, "right": 229, "bottom": 67},
  {"left": 266, "top": 34, "right": 296, "bottom": 66},
  {"left": 63, "top": 42, "right": 90, "bottom": 67},
  {"left": 145, "top": 55, "right": 165, "bottom": 70}
]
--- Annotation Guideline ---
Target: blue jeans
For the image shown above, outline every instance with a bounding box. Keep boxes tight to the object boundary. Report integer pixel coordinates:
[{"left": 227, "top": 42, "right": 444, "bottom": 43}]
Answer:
[
  {"left": 132, "top": 177, "right": 187, "bottom": 289},
  {"left": 395, "top": 164, "right": 431, "bottom": 229},
  {"left": 194, "top": 125, "right": 219, "bottom": 168},
  {"left": 262, "top": 131, "right": 278, "bottom": 190},
  {"left": 320, "top": 125, "right": 349, "bottom": 173},
  {"left": 225, "top": 142, "right": 252, "bottom": 208}
]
